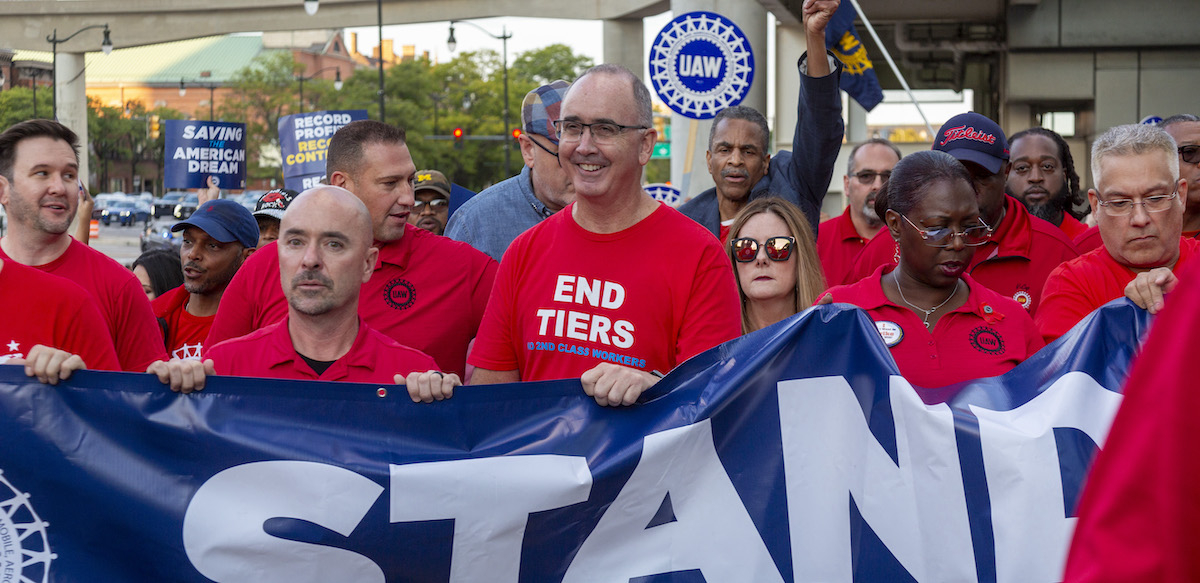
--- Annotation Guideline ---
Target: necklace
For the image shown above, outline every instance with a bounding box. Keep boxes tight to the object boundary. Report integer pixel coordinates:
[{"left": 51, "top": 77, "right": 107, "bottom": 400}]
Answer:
[{"left": 895, "top": 277, "right": 961, "bottom": 330}]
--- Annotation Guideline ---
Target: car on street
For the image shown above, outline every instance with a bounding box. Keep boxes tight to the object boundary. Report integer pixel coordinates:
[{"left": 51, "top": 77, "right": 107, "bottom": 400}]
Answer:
[
  {"left": 154, "top": 192, "right": 187, "bottom": 218},
  {"left": 174, "top": 193, "right": 200, "bottom": 219},
  {"left": 101, "top": 200, "right": 152, "bottom": 227}
]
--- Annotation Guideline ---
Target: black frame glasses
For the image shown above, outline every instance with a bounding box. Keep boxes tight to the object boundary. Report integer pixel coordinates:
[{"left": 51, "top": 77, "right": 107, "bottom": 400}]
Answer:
[
  {"left": 731, "top": 236, "right": 796, "bottom": 263},
  {"left": 900, "top": 214, "right": 991, "bottom": 247},
  {"left": 1179, "top": 145, "right": 1200, "bottom": 165}
]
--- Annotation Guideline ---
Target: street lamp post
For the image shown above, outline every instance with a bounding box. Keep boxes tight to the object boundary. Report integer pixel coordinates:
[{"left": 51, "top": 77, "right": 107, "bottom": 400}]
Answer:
[
  {"left": 296, "top": 66, "right": 344, "bottom": 113},
  {"left": 302, "top": 0, "right": 385, "bottom": 122},
  {"left": 179, "top": 79, "right": 218, "bottom": 121},
  {"left": 447, "top": 20, "right": 512, "bottom": 176},
  {"left": 47, "top": 24, "right": 113, "bottom": 120}
]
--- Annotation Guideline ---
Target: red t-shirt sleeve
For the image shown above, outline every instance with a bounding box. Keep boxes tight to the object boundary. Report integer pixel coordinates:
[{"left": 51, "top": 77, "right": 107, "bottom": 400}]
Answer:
[
  {"left": 675, "top": 241, "right": 742, "bottom": 364},
  {"left": 1035, "top": 261, "right": 1093, "bottom": 344},
  {"left": 65, "top": 294, "right": 122, "bottom": 372},
  {"left": 468, "top": 242, "right": 520, "bottom": 373},
  {"left": 113, "top": 275, "right": 167, "bottom": 371}
]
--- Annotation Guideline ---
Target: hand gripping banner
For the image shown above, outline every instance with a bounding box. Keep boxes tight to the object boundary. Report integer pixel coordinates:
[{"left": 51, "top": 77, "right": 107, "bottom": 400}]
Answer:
[{"left": 0, "top": 300, "right": 1150, "bottom": 582}]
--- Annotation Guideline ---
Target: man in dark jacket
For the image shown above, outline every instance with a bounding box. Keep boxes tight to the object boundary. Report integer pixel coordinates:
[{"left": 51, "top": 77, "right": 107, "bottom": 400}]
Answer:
[{"left": 678, "top": 0, "right": 844, "bottom": 242}]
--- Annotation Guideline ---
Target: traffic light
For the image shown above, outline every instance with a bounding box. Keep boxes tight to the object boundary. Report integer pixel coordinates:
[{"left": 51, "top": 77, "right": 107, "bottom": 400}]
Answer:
[
  {"left": 453, "top": 127, "right": 463, "bottom": 149},
  {"left": 149, "top": 115, "right": 161, "bottom": 140},
  {"left": 511, "top": 128, "right": 522, "bottom": 140}
]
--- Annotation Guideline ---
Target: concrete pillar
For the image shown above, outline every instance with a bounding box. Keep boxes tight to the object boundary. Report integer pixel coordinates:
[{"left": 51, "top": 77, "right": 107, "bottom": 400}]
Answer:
[
  {"left": 56, "top": 53, "right": 91, "bottom": 232},
  {"left": 847, "top": 101, "right": 868, "bottom": 143},
  {"left": 603, "top": 18, "right": 644, "bottom": 81},
  {"left": 670, "top": 0, "right": 768, "bottom": 200}
]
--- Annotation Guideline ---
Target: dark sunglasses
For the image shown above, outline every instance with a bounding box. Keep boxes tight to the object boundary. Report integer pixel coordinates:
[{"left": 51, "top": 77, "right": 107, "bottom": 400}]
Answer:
[
  {"left": 731, "top": 236, "right": 795, "bottom": 262},
  {"left": 1180, "top": 145, "right": 1200, "bottom": 165},
  {"left": 852, "top": 170, "right": 891, "bottom": 184}
]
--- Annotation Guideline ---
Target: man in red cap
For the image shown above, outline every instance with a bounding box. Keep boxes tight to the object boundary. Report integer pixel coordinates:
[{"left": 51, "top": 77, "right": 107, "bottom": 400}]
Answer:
[{"left": 847, "top": 112, "right": 1079, "bottom": 315}]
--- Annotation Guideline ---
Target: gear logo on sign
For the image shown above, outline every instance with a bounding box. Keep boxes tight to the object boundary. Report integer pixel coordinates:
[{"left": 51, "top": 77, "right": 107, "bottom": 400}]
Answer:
[
  {"left": 0, "top": 469, "right": 55, "bottom": 582},
  {"left": 649, "top": 11, "right": 755, "bottom": 120}
]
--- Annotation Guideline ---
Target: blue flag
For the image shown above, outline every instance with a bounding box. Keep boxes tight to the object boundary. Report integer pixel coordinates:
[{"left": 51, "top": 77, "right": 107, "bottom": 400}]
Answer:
[
  {"left": 825, "top": 2, "right": 885, "bottom": 111},
  {"left": 0, "top": 300, "right": 1150, "bottom": 582}
]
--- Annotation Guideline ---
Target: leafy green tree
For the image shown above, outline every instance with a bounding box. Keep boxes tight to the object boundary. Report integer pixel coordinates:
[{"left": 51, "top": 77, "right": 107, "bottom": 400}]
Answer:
[
  {"left": 0, "top": 86, "right": 54, "bottom": 131},
  {"left": 217, "top": 50, "right": 303, "bottom": 184},
  {"left": 87, "top": 98, "right": 182, "bottom": 194},
  {"left": 512, "top": 44, "right": 593, "bottom": 86}
]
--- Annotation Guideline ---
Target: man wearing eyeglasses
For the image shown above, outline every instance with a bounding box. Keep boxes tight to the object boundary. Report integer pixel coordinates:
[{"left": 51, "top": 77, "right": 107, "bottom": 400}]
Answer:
[
  {"left": 817, "top": 138, "right": 902, "bottom": 286},
  {"left": 678, "top": 0, "right": 843, "bottom": 245},
  {"left": 446, "top": 81, "right": 574, "bottom": 261},
  {"left": 1036, "top": 123, "right": 1198, "bottom": 343},
  {"left": 468, "top": 64, "right": 741, "bottom": 407},
  {"left": 848, "top": 112, "right": 1080, "bottom": 316},
  {"left": 1159, "top": 115, "right": 1200, "bottom": 236},
  {"left": 410, "top": 169, "right": 451, "bottom": 235}
]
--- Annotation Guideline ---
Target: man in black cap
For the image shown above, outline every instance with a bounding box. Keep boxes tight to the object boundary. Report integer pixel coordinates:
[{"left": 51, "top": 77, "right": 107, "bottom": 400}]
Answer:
[
  {"left": 152, "top": 199, "right": 258, "bottom": 360},
  {"left": 252, "top": 188, "right": 298, "bottom": 248},
  {"left": 411, "top": 170, "right": 451, "bottom": 235},
  {"left": 847, "top": 112, "right": 1079, "bottom": 315}
]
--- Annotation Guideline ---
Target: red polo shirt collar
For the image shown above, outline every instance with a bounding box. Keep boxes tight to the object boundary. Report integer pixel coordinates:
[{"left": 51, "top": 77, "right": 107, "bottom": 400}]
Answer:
[
  {"left": 262, "top": 314, "right": 378, "bottom": 380},
  {"left": 372, "top": 224, "right": 419, "bottom": 271},
  {"left": 976, "top": 195, "right": 1034, "bottom": 263},
  {"left": 851, "top": 265, "right": 1011, "bottom": 324}
]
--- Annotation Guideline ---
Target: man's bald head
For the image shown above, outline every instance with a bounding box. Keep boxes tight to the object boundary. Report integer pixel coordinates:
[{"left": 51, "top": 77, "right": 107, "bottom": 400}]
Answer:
[{"left": 279, "top": 185, "right": 378, "bottom": 316}]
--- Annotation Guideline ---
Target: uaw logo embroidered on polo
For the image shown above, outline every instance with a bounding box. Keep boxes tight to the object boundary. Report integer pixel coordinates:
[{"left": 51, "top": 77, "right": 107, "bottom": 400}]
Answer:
[
  {"left": 1012, "top": 288, "right": 1033, "bottom": 310},
  {"left": 383, "top": 278, "right": 416, "bottom": 310},
  {"left": 969, "top": 325, "right": 1006, "bottom": 355},
  {"left": 0, "top": 469, "right": 55, "bottom": 582}
]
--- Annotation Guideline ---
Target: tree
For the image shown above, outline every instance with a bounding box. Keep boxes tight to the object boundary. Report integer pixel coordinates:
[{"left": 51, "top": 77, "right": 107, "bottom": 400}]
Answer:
[
  {"left": 217, "top": 51, "right": 303, "bottom": 184},
  {"left": 512, "top": 44, "right": 593, "bottom": 86},
  {"left": 0, "top": 87, "right": 53, "bottom": 131}
]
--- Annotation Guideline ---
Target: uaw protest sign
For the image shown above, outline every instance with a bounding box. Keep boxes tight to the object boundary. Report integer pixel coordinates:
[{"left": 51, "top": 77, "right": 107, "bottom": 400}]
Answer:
[
  {"left": 163, "top": 120, "right": 247, "bottom": 190},
  {"left": 278, "top": 109, "right": 369, "bottom": 192},
  {"left": 0, "top": 301, "right": 1148, "bottom": 582}
]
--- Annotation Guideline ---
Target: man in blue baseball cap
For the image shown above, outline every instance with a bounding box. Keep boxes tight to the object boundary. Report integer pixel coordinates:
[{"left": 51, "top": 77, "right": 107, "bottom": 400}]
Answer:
[{"left": 152, "top": 198, "right": 258, "bottom": 360}]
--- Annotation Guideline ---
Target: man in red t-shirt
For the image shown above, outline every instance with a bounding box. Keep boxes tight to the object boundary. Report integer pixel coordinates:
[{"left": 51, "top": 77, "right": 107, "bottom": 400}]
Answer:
[
  {"left": 469, "top": 64, "right": 742, "bottom": 406},
  {"left": 1, "top": 258, "right": 119, "bottom": 372},
  {"left": 206, "top": 121, "right": 497, "bottom": 377},
  {"left": 0, "top": 119, "right": 165, "bottom": 371},
  {"left": 1037, "top": 123, "right": 1194, "bottom": 343},
  {"left": 1006, "top": 127, "right": 1089, "bottom": 240},
  {"left": 152, "top": 199, "right": 258, "bottom": 361},
  {"left": 150, "top": 187, "right": 458, "bottom": 401},
  {"left": 817, "top": 138, "right": 901, "bottom": 286},
  {"left": 847, "top": 113, "right": 1079, "bottom": 316}
]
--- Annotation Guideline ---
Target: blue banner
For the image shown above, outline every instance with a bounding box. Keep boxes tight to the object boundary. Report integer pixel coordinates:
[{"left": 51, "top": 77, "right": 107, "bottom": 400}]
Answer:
[
  {"left": 278, "top": 110, "right": 369, "bottom": 192},
  {"left": 0, "top": 301, "right": 1149, "bottom": 582},
  {"left": 163, "top": 120, "right": 247, "bottom": 189},
  {"left": 825, "top": 2, "right": 884, "bottom": 111}
]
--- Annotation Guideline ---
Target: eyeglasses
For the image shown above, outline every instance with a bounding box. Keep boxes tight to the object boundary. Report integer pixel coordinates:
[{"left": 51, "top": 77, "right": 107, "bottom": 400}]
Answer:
[
  {"left": 412, "top": 199, "right": 448, "bottom": 210},
  {"left": 1179, "top": 145, "right": 1200, "bottom": 165},
  {"left": 1097, "top": 191, "right": 1178, "bottom": 216},
  {"left": 900, "top": 214, "right": 992, "bottom": 247},
  {"left": 553, "top": 120, "right": 649, "bottom": 143},
  {"left": 528, "top": 135, "right": 559, "bottom": 159},
  {"left": 731, "top": 236, "right": 795, "bottom": 263},
  {"left": 852, "top": 170, "right": 891, "bottom": 184}
]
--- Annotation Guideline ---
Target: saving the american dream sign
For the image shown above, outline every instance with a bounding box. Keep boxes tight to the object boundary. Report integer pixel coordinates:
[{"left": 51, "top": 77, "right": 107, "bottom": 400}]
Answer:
[{"left": 163, "top": 120, "right": 247, "bottom": 190}]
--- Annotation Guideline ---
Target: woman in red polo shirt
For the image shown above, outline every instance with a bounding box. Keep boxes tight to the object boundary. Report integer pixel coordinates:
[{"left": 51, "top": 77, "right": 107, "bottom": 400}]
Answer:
[
  {"left": 819, "top": 150, "right": 1044, "bottom": 398},
  {"left": 728, "top": 197, "right": 826, "bottom": 333}
]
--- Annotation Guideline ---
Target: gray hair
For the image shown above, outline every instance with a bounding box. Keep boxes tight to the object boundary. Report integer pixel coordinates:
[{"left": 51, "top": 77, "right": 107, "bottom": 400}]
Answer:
[
  {"left": 708, "top": 106, "right": 770, "bottom": 152},
  {"left": 1090, "top": 124, "right": 1179, "bottom": 187},
  {"left": 575, "top": 64, "right": 653, "bottom": 127},
  {"left": 1159, "top": 114, "right": 1200, "bottom": 129}
]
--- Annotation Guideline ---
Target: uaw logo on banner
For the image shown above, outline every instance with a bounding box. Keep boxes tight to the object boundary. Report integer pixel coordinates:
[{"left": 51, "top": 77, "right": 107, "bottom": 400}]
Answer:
[
  {"left": 649, "top": 11, "right": 754, "bottom": 119},
  {"left": 0, "top": 299, "right": 1152, "bottom": 581},
  {"left": 278, "top": 110, "right": 369, "bottom": 192},
  {"left": 163, "top": 120, "right": 247, "bottom": 189},
  {"left": 644, "top": 183, "right": 682, "bottom": 207}
]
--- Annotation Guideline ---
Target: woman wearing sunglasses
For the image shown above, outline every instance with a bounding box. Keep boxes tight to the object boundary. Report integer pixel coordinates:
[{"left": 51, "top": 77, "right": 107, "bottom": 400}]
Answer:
[
  {"left": 819, "top": 150, "right": 1044, "bottom": 396},
  {"left": 728, "top": 198, "right": 825, "bottom": 333}
]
